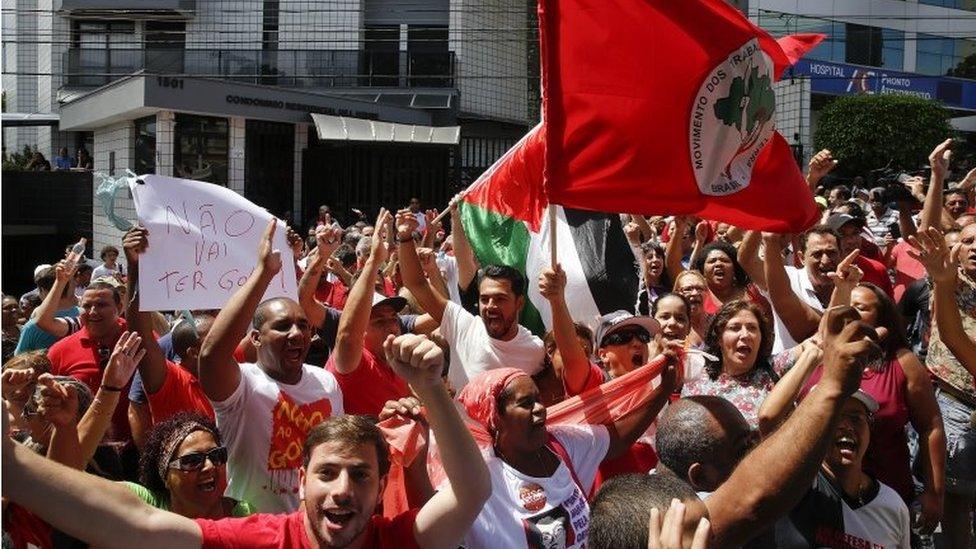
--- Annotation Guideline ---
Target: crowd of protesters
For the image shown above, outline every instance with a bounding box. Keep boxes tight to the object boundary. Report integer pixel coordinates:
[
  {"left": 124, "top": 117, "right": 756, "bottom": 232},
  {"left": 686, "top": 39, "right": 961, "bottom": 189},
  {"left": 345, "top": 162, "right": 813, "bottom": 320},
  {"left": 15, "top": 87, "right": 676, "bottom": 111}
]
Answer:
[{"left": 1, "top": 134, "right": 975, "bottom": 549}]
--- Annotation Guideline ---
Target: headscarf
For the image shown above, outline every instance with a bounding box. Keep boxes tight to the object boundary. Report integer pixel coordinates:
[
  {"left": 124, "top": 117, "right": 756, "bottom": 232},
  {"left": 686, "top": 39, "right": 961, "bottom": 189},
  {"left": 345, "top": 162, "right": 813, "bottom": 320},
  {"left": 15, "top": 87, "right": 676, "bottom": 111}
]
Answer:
[
  {"left": 456, "top": 367, "right": 530, "bottom": 437},
  {"left": 157, "top": 419, "right": 219, "bottom": 481}
]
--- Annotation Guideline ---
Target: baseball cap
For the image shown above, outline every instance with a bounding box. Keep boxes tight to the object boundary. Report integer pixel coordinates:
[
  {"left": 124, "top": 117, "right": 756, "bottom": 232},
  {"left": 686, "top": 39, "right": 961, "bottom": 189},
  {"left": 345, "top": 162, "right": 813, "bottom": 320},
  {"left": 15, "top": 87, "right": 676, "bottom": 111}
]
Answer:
[
  {"left": 371, "top": 293, "right": 407, "bottom": 313},
  {"left": 825, "top": 213, "right": 864, "bottom": 232},
  {"left": 594, "top": 310, "right": 660, "bottom": 349},
  {"left": 90, "top": 276, "right": 123, "bottom": 288},
  {"left": 807, "top": 385, "right": 879, "bottom": 414},
  {"left": 814, "top": 196, "right": 828, "bottom": 210},
  {"left": 33, "top": 264, "right": 52, "bottom": 279}
]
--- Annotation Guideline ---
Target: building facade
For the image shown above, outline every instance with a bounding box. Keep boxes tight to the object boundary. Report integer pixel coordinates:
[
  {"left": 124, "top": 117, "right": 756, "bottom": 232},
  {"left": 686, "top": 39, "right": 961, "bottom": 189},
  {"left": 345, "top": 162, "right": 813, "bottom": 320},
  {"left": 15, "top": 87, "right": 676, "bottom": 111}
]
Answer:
[
  {"left": 2, "top": 0, "right": 538, "bottom": 253},
  {"left": 751, "top": 0, "right": 976, "bottom": 164}
]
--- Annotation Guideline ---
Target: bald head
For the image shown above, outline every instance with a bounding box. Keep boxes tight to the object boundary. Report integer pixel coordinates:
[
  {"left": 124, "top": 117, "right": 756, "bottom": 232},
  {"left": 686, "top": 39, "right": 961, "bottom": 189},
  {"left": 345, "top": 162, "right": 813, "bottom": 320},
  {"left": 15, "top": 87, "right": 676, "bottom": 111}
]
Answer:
[{"left": 656, "top": 396, "right": 754, "bottom": 492}]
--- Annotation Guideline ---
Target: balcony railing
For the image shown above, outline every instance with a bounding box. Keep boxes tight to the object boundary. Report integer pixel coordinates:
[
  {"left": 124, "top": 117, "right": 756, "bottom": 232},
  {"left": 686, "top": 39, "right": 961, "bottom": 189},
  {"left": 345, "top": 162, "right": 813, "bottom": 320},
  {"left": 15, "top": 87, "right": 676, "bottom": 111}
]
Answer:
[{"left": 63, "top": 48, "right": 456, "bottom": 89}]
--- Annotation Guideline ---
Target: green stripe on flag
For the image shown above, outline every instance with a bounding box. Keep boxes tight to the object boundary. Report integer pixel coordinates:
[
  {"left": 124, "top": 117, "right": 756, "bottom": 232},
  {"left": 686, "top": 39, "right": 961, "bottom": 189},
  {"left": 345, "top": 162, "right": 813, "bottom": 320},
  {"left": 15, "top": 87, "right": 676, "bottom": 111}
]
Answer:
[{"left": 459, "top": 201, "right": 545, "bottom": 336}]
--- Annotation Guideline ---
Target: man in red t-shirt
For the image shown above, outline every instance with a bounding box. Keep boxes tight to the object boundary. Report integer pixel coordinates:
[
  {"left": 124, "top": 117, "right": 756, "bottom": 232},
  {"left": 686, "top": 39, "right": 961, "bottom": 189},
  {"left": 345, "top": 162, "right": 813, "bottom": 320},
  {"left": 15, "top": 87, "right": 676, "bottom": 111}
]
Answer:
[
  {"left": 826, "top": 213, "right": 894, "bottom": 297},
  {"left": 47, "top": 280, "right": 131, "bottom": 443},
  {"left": 122, "top": 227, "right": 215, "bottom": 425},
  {"left": 3, "top": 334, "right": 491, "bottom": 549},
  {"left": 325, "top": 215, "right": 411, "bottom": 416}
]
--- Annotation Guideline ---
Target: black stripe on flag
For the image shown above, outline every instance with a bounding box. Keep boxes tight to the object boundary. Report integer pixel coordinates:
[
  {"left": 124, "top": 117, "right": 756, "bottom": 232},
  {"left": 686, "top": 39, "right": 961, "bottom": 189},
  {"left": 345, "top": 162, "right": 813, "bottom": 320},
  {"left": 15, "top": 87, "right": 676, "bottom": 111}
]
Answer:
[{"left": 563, "top": 208, "right": 641, "bottom": 315}]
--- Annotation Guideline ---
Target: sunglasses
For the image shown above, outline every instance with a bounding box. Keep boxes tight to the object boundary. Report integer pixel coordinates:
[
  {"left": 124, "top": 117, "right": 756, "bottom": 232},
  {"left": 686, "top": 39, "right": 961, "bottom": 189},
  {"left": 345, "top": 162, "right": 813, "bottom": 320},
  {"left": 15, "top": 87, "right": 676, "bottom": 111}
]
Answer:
[
  {"left": 168, "top": 446, "right": 228, "bottom": 472},
  {"left": 603, "top": 328, "right": 651, "bottom": 347}
]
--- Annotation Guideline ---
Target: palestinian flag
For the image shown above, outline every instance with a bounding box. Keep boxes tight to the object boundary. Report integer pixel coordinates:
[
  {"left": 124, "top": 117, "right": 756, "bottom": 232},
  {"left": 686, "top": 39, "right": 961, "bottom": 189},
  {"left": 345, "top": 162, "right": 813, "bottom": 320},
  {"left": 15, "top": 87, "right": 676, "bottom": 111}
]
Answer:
[{"left": 459, "top": 124, "right": 641, "bottom": 335}]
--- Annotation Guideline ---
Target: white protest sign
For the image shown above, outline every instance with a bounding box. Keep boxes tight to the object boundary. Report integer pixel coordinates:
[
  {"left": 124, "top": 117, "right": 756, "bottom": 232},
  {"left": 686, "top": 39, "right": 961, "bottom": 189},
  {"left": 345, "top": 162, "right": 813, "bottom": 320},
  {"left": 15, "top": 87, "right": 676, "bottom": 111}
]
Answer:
[{"left": 130, "top": 174, "right": 297, "bottom": 311}]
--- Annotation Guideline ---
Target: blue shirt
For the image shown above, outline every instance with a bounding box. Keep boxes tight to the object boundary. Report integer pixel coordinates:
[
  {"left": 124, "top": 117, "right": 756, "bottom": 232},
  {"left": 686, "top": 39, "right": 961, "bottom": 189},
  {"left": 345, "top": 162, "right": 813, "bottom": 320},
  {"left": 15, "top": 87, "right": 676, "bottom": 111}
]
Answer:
[
  {"left": 14, "top": 307, "right": 81, "bottom": 354},
  {"left": 54, "top": 155, "right": 75, "bottom": 170}
]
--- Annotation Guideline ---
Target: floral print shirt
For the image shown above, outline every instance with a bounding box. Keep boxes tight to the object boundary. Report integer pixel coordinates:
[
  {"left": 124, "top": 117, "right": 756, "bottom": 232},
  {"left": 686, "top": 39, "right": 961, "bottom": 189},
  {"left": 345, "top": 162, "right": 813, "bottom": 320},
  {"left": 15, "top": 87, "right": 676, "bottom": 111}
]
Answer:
[
  {"left": 926, "top": 270, "right": 976, "bottom": 403},
  {"left": 681, "top": 365, "right": 779, "bottom": 429}
]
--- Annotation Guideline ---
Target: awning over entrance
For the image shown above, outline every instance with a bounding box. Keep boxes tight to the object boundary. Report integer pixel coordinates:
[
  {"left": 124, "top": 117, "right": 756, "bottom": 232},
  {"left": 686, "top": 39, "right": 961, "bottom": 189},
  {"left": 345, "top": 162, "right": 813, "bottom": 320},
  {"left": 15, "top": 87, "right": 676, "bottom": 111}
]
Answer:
[
  {"left": 2, "top": 113, "right": 61, "bottom": 127},
  {"left": 311, "top": 113, "right": 459, "bottom": 145}
]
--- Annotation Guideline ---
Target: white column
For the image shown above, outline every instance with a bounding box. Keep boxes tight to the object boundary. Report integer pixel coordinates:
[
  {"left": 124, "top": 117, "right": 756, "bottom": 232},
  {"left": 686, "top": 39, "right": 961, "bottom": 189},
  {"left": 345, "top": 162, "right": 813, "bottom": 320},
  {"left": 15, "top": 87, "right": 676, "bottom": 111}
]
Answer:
[
  {"left": 156, "top": 110, "right": 176, "bottom": 177},
  {"left": 229, "top": 117, "right": 246, "bottom": 195}
]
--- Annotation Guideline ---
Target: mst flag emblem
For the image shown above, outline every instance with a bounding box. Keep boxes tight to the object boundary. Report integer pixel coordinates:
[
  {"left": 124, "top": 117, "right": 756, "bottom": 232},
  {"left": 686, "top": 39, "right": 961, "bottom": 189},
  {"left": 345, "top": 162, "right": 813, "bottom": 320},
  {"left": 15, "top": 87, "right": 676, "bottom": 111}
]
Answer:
[{"left": 690, "top": 39, "right": 776, "bottom": 196}]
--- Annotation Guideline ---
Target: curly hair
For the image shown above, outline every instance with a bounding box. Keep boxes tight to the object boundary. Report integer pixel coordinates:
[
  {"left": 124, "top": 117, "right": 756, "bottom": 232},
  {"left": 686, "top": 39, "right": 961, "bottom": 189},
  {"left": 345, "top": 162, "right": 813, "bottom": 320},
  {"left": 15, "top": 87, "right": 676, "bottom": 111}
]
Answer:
[
  {"left": 139, "top": 412, "right": 221, "bottom": 494},
  {"left": 692, "top": 241, "right": 749, "bottom": 289},
  {"left": 703, "top": 300, "right": 774, "bottom": 381}
]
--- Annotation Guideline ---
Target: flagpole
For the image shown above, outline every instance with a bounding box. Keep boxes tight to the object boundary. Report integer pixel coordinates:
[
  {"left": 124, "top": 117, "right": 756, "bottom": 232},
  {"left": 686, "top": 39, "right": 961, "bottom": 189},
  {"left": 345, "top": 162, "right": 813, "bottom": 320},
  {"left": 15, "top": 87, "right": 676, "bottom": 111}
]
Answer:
[{"left": 549, "top": 203, "right": 557, "bottom": 268}]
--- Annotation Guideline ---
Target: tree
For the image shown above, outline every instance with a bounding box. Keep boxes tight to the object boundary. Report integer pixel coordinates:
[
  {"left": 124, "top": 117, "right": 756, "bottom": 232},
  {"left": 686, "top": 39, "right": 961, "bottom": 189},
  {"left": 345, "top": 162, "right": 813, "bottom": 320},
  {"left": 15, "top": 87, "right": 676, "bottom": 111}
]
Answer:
[
  {"left": 2, "top": 144, "right": 38, "bottom": 171},
  {"left": 813, "top": 94, "right": 952, "bottom": 178}
]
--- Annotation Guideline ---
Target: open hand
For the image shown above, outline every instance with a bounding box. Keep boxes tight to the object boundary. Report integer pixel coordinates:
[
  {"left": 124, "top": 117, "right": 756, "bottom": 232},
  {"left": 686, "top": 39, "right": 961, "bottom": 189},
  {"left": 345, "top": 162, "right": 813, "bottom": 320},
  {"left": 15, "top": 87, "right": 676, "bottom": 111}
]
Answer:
[
  {"left": 908, "top": 227, "right": 960, "bottom": 285},
  {"left": 103, "top": 331, "right": 146, "bottom": 389}
]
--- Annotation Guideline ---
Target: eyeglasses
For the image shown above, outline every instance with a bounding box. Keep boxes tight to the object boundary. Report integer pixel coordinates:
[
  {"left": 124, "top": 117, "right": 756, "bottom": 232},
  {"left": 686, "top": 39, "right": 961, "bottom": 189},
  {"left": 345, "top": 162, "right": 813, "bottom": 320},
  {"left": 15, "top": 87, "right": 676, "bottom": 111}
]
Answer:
[
  {"left": 603, "top": 328, "right": 651, "bottom": 346},
  {"left": 168, "top": 446, "right": 228, "bottom": 472}
]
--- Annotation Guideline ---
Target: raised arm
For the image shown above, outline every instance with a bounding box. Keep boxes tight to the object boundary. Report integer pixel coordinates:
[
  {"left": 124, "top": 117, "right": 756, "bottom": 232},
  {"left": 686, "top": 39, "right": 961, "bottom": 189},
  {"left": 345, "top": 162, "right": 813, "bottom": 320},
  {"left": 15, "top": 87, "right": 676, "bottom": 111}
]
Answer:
[
  {"left": 911, "top": 228, "right": 976, "bottom": 376},
  {"left": 539, "top": 265, "right": 591, "bottom": 395},
  {"left": 694, "top": 306, "right": 880, "bottom": 547},
  {"left": 332, "top": 210, "right": 391, "bottom": 374},
  {"left": 121, "top": 227, "right": 170, "bottom": 394},
  {"left": 449, "top": 204, "right": 479, "bottom": 292},
  {"left": 398, "top": 211, "right": 449, "bottom": 323},
  {"left": 805, "top": 149, "right": 838, "bottom": 194},
  {"left": 757, "top": 341, "right": 822, "bottom": 436},
  {"left": 826, "top": 250, "right": 862, "bottom": 309},
  {"left": 297, "top": 228, "right": 341, "bottom": 330},
  {"left": 383, "top": 334, "right": 491, "bottom": 549},
  {"left": 198, "top": 218, "right": 282, "bottom": 402},
  {"left": 605, "top": 352, "right": 677, "bottom": 459},
  {"left": 664, "top": 217, "right": 689, "bottom": 281},
  {"left": 920, "top": 139, "right": 952, "bottom": 232},
  {"left": 34, "top": 261, "right": 76, "bottom": 337},
  {"left": 762, "top": 233, "right": 821, "bottom": 343},
  {"left": 2, "top": 402, "right": 201, "bottom": 549},
  {"left": 77, "top": 331, "right": 144, "bottom": 464},
  {"left": 418, "top": 247, "right": 451, "bottom": 302},
  {"left": 737, "top": 231, "right": 766, "bottom": 291}
]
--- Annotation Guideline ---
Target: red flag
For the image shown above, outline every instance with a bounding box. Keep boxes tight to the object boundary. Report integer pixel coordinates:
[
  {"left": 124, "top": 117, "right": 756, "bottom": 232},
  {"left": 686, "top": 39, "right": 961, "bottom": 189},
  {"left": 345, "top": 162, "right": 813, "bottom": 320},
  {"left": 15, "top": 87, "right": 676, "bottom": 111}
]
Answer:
[{"left": 539, "top": 0, "right": 824, "bottom": 232}]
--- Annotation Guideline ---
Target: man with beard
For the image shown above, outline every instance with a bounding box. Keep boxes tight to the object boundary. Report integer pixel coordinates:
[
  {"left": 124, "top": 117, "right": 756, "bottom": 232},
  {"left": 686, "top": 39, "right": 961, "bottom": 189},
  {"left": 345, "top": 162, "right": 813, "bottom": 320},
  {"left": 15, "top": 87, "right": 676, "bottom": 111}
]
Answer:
[
  {"left": 396, "top": 211, "right": 543, "bottom": 391},
  {"left": 771, "top": 391, "right": 911, "bottom": 548},
  {"left": 198, "top": 219, "right": 343, "bottom": 513},
  {"left": 759, "top": 227, "right": 841, "bottom": 352},
  {"left": 1, "top": 334, "right": 491, "bottom": 549}
]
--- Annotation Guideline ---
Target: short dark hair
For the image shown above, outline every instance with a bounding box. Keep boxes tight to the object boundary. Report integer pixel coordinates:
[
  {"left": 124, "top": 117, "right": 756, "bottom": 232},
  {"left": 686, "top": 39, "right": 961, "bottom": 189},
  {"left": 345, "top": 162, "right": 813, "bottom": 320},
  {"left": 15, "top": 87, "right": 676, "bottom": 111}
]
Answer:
[
  {"left": 139, "top": 412, "right": 221, "bottom": 494},
  {"left": 651, "top": 292, "right": 691, "bottom": 317},
  {"left": 35, "top": 267, "right": 57, "bottom": 293},
  {"left": 172, "top": 314, "right": 215, "bottom": 358},
  {"left": 799, "top": 225, "right": 839, "bottom": 253},
  {"left": 335, "top": 247, "right": 357, "bottom": 269},
  {"left": 656, "top": 396, "right": 736, "bottom": 481},
  {"left": 252, "top": 297, "right": 292, "bottom": 330},
  {"left": 85, "top": 281, "right": 122, "bottom": 305},
  {"left": 831, "top": 185, "right": 851, "bottom": 200},
  {"left": 75, "top": 263, "right": 93, "bottom": 275},
  {"left": 100, "top": 245, "right": 119, "bottom": 261},
  {"left": 692, "top": 241, "right": 749, "bottom": 288},
  {"left": 303, "top": 415, "right": 390, "bottom": 477},
  {"left": 590, "top": 473, "right": 699, "bottom": 549},
  {"left": 478, "top": 264, "right": 526, "bottom": 298},
  {"left": 543, "top": 322, "right": 593, "bottom": 355}
]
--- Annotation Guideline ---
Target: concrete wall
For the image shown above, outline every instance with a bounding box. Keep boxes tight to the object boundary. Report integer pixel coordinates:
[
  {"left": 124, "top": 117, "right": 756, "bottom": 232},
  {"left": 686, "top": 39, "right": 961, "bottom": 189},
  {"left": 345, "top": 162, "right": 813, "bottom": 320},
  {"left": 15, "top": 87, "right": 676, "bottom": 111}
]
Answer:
[{"left": 450, "top": 0, "right": 530, "bottom": 124}]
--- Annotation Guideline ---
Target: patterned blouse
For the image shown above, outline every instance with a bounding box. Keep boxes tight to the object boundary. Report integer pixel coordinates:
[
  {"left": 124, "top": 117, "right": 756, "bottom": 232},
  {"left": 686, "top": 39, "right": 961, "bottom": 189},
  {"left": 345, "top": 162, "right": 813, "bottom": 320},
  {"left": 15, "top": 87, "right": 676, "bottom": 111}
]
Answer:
[
  {"left": 926, "top": 270, "right": 976, "bottom": 404},
  {"left": 681, "top": 364, "right": 779, "bottom": 429}
]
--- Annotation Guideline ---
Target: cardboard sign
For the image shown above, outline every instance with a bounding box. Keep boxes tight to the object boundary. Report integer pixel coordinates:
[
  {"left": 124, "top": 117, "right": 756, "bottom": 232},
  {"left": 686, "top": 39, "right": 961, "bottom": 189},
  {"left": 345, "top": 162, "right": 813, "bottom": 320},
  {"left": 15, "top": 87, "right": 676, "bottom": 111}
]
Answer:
[{"left": 130, "top": 174, "right": 297, "bottom": 311}]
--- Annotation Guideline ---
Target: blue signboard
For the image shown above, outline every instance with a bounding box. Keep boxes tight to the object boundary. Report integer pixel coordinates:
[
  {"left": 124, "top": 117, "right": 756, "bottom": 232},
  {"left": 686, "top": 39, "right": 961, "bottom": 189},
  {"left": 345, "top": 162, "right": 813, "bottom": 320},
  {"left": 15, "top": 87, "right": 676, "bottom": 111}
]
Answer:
[{"left": 790, "top": 59, "right": 976, "bottom": 112}]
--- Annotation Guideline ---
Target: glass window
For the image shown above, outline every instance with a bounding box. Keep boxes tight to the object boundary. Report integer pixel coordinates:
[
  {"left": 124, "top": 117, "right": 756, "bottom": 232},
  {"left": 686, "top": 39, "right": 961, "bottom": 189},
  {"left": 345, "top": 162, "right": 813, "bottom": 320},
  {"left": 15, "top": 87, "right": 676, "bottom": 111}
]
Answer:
[
  {"left": 174, "top": 114, "right": 228, "bottom": 186},
  {"left": 919, "top": 0, "right": 976, "bottom": 10},
  {"left": 757, "top": 12, "right": 845, "bottom": 63},
  {"left": 917, "top": 34, "right": 976, "bottom": 76},
  {"left": 134, "top": 116, "right": 156, "bottom": 176},
  {"left": 882, "top": 29, "right": 905, "bottom": 70}
]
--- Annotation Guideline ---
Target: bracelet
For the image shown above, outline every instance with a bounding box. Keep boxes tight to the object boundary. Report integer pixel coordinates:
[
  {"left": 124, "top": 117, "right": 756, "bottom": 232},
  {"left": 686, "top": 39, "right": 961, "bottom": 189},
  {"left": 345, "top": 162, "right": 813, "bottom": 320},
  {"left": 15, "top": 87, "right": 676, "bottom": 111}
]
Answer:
[{"left": 100, "top": 384, "right": 123, "bottom": 392}]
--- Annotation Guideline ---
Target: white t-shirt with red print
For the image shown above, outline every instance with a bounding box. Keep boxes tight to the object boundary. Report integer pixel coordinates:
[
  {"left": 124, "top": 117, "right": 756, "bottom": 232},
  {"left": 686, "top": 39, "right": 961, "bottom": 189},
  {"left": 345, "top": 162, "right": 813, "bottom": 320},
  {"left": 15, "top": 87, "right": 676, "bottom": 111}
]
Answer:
[
  {"left": 459, "top": 424, "right": 610, "bottom": 549},
  {"left": 212, "top": 362, "right": 343, "bottom": 513}
]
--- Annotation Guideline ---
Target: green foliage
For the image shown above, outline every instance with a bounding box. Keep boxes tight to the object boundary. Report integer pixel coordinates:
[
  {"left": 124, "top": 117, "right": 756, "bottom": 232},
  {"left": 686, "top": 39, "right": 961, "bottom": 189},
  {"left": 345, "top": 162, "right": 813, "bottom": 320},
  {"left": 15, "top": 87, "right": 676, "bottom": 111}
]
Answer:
[
  {"left": 813, "top": 94, "right": 952, "bottom": 177},
  {"left": 2, "top": 144, "right": 38, "bottom": 171}
]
